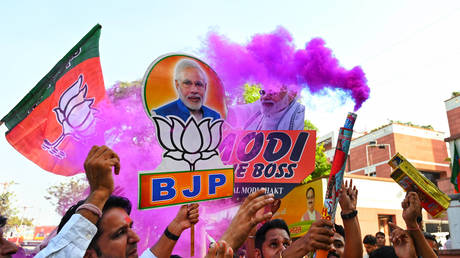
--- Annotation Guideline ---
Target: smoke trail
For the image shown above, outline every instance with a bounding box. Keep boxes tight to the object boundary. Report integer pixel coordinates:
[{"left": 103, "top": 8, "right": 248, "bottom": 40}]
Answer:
[{"left": 203, "top": 26, "right": 370, "bottom": 111}]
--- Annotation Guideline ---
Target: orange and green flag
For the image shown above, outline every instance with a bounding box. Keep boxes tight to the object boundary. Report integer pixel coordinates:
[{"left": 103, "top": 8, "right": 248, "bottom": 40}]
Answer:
[{"left": 1, "top": 24, "right": 105, "bottom": 176}]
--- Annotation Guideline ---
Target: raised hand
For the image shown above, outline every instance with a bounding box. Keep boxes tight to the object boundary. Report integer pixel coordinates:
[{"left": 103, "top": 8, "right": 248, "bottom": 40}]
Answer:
[
  {"left": 389, "top": 222, "right": 417, "bottom": 258},
  {"left": 84, "top": 145, "right": 120, "bottom": 196},
  {"left": 168, "top": 203, "right": 199, "bottom": 236},
  {"left": 402, "top": 192, "right": 422, "bottom": 228},
  {"left": 339, "top": 179, "right": 358, "bottom": 214},
  {"left": 220, "top": 189, "right": 275, "bottom": 250}
]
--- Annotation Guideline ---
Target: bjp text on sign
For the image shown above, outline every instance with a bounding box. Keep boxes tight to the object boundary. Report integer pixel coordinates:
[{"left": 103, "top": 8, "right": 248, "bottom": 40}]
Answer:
[{"left": 139, "top": 168, "right": 234, "bottom": 209}]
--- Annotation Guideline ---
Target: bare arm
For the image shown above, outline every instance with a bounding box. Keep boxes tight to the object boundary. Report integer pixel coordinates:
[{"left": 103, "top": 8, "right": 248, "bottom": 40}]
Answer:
[
  {"left": 402, "top": 192, "right": 436, "bottom": 258},
  {"left": 220, "top": 189, "right": 275, "bottom": 250},
  {"left": 339, "top": 179, "right": 362, "bottom": 258},
  {"left": 150, "top": 203, "right": 199, "bottom": 258},
  {"left": 80, "top": 145, "right": 120, "bottom": 224}
]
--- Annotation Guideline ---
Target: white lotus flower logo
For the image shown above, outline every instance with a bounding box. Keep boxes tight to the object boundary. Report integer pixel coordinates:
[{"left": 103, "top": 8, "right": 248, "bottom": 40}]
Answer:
[
  {"left": 152, "top": 116, "right": 223, "bottom": 171},
  {"left": 42, "top": 74, "right": 97, "bottom": 159}
]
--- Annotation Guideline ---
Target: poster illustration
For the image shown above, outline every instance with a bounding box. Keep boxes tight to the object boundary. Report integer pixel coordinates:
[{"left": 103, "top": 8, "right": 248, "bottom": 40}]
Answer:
[
  {"left": 272, "top": 178, "right": 324, "bottom": 238},
  {"left": 139, "top": 54, "right": 233, "bottom": 209}
]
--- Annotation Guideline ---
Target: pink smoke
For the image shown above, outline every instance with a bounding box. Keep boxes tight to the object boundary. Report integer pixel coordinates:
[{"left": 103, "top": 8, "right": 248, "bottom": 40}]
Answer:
[
  {"left": 68, "top": 82, "right": 208, "bottom": 256},
  {"left": 203, "top": 27, "right": 370, "bottom": 111}
]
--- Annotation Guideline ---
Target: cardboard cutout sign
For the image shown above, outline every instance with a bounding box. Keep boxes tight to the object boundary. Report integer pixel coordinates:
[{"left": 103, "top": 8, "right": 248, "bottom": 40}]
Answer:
[
  {"left": 140, "top": 53, "right": 233, "bottom": 209},
  {"left": 272, "top": 179, "right": 324, "bottom": 238},
  {"left": 219, "top": 129, "right": 316, "bottom": 198}
]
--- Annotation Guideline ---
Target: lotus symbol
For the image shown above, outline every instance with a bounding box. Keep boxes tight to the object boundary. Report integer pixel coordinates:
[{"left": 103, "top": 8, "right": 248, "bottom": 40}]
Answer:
[
  {"left": 42, "top": 74, "right": 97, "bottom": 159},
  {"left": 152, "top": 116, "right": 224, "bottom": 171}
]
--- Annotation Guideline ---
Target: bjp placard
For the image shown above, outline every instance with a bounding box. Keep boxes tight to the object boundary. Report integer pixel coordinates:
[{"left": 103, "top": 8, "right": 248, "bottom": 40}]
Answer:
[{"left": 139, "top": 53, "right": 233, "bottom": 209}]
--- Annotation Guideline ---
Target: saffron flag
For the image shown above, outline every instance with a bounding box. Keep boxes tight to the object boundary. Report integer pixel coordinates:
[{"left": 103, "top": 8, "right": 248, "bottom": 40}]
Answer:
[
  {"left": 1, "top": 24, "right": 105, "bottom": 176},
  {"left": 452, "top": 142, "right": 459, "bottom": 192}
]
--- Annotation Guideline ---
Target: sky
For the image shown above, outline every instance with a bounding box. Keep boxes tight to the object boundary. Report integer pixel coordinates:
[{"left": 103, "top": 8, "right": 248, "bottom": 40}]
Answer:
[{"left": 1, "top": 0, "right": 460, "bottom": 225}]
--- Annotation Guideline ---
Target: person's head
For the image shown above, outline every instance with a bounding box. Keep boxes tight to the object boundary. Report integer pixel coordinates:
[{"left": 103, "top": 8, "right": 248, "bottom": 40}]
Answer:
[
  {"left": 305, "top": 187, "right": 315, "bottom": 211},
  {"left": 58, "top": 195, "right": 139, "bottom": 258},
  {"left": 0, "top": 215, "right": 18, "bottom": 258},
  {"left": 328, "top": 224, "right": 345, "bottom": 258},
  {"left": 363, "top": 235, "right": 378, "bottom": 254},
  {"left": 254, "top": 219, "right": 291, "bottom": 258},
  {"left": 174, "top": 59, "right": 208, "bottom": 111},
  {"left": 424, "top": 232, "right": 438, "bottom": 255},
  {"left": 259, "top": 86, "right": 294, "bottom": 115},
  {"left": 375, "top": 232, "right": 385, "bottom": 247},
  {"left": 369, "top": 246, "right": 397, "bottom": 258}
]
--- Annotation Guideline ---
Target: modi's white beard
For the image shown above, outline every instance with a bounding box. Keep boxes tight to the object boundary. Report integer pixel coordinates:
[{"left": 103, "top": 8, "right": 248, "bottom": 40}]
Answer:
[
  {"left": 179, "top": 91, "right": 203, "bottom": 111},
  {"left": 261, "top": 94, "right": 290, "bottom": 115}
]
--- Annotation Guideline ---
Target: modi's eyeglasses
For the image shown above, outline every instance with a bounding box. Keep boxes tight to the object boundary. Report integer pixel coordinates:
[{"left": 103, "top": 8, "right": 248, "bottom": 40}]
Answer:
[{"left": 181, "top": 79, "right": 206, "bottom": 89}]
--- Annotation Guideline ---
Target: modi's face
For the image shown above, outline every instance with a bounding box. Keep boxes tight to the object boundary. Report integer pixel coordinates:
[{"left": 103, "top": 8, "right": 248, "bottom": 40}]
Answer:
[
  {"left": 259, "top": 89, "right": 289, "bottom": 115},
  {"left": 175, "top": 67, "right": 207, "bottom": 111}
]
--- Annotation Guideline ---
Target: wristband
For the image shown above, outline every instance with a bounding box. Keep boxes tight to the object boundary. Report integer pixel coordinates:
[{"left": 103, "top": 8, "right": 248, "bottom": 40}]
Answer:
[
  {"left": 164, "top": 227, "right": 180, "bottom": 241},
  {"left": 76, "top": 203, "right": 102, "bottom": 219},
  {"left": 340, "top": 210, "right": 357, "bottom": 220}
]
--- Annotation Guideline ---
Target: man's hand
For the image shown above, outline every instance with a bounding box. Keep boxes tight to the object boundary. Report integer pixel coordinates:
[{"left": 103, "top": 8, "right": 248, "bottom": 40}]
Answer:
[
  {"left": 205, "top": 241, "right": 234, "bottom": 258},
  {"left": 389, "top": 222, "right": 417, "bottom": 258},
  {"left": 402, "top": 192, "right": 422, "bottom": 228},
  {"left": 220, "top": 189, "right": 274, "bottom": 250},
  {"left": 339, "top": 179, "right": 357, "bottom": 214},
  {"left": 84, "top": 145, "right": 120, "bottom": 196},
  {"left": 79, "top": 145, "right": 120, "bottom": 225},
  {"left": 167, "top": 204, "right": 199, "bottom": 236},
  {"left": 282, "top": 219, "right": 334, "bottom": 257}
]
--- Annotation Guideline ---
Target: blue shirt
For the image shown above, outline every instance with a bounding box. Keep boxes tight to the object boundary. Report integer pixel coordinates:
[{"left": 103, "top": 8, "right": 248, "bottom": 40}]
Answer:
[{"left": 153, "top": 99, "right": 220, "bottom": 121}]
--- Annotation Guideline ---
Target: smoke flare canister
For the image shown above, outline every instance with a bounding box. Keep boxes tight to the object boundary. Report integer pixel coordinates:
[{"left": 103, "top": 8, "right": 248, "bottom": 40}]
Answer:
[{"left": 316, "top": 112, "right": 356, "bottom": 258}]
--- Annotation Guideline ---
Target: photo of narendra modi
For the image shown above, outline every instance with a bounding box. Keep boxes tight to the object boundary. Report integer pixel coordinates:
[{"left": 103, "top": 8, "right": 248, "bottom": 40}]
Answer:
[{"left": 142, "top": 54, "right": 227, "bottom": 122}]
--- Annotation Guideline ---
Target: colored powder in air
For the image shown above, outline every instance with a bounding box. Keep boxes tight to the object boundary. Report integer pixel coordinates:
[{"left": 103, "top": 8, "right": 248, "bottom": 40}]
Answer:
[{"left": 203, "top": 26, "right": 370, "bottom": 111}]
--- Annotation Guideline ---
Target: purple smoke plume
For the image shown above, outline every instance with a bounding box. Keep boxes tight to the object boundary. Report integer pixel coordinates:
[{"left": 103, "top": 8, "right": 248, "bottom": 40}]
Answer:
[
  {"left": 204, "top": 27, "right": 370, "bottom": 111},
  {"left": 57, "top": 81, "right": 228, "bottom": 257}
]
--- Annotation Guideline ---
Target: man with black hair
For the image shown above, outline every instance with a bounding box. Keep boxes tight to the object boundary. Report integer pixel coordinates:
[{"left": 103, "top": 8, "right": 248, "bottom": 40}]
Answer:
[
  {"left": 375, "top": 232, "right": 385, "bottom": 248},
  {"left": 254, "top": 219, "right": 291, "bottom": 258},
  {"left": 36, "top": 145, "right": 199, "bottom": 258},
  {"left": 363, "top": 235, "right": 378, "bottom": 257},
  {"left": 0, "top": 215, "right": 18, "bottom": 257}
]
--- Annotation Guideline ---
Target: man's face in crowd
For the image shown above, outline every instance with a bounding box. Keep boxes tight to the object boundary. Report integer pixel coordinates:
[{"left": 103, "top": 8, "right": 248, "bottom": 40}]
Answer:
[
  {"left": 327, "top": 232, "right": 344, "bottom": 258},
  {"left": 259, "top": 88, "right": 289, "bottom": 115},
  {"left": 364, "top": 243, "right": 377, "bottom": 255},
  {"left": 175, "top": 67, "right": 207, "bottom": 111},
  {"left": 255, "top": 228, "right": 291, "bottom": 258},
  {"left": 0, "top": 227, "right": 18, "bottom": 258},
  {"left": 91, "top": 207, "right": 140, "bottom": 258},
  {"left": 306, "top": 188, "right": 315, "bottom": 211},
  {"left": 375, "top": 234, "right": 385, "bottom": 247}
]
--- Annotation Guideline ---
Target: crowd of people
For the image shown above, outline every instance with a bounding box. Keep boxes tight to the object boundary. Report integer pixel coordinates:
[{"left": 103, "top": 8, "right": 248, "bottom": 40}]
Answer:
[{"left": 0, "top": 145, "right": 444, "bottom": 257}]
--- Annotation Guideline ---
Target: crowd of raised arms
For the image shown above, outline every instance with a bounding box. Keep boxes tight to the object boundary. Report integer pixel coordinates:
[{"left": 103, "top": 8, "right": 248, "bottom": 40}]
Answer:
[{"left": 0, "top": 145, "right": 441, "bottom": 258}]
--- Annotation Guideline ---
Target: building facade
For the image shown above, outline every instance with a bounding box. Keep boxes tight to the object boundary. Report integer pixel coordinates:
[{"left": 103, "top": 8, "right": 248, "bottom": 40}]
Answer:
[{"left": 319, "top": 123, "right": 452, "bottom": 195}]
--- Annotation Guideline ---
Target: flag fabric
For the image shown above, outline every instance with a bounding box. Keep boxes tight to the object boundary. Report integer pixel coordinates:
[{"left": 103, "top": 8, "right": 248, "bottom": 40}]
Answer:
[
  {"left": 452, "top": 142, "right": 459, "bottom": 193},
  {"left": 1, "top": 24, "right": 105, "bottom": 176}
]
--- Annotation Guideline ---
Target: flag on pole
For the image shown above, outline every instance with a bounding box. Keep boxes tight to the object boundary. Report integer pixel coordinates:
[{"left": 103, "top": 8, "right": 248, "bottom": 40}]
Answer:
[
  {"left": 1, "top": 24, "right": 105, "bottom": 176},
  {"left": 452, "top": 142, "right": 459, "bottom": 193}
]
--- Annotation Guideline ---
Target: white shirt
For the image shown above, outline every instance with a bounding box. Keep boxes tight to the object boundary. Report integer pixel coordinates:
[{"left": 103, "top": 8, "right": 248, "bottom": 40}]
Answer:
[{"left": 35, "top": 214, "right": 157, "bottom": 258}]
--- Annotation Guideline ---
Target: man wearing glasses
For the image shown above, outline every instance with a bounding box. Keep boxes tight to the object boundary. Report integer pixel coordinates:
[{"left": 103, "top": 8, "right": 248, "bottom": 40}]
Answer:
[
  {"left": 153, "top": 59, "right": 220, "bottom": 121},
  {"left": 228, "top": 86, "right": 305, "bottom": 130}
]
